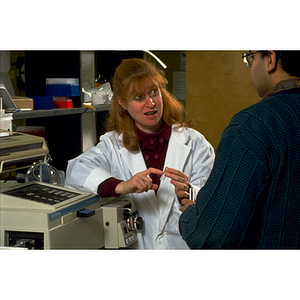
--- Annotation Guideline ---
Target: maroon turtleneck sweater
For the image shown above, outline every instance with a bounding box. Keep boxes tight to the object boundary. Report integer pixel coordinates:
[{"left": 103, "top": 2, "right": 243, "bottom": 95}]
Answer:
[{"left": 98, "top": 124, "right": 171, "bottom": 198}]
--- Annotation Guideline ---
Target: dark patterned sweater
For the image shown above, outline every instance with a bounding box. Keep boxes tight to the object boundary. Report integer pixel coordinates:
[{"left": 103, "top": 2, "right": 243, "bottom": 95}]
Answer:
[{"left": 179, "top": 80, "right": 300, "bottom": 249}]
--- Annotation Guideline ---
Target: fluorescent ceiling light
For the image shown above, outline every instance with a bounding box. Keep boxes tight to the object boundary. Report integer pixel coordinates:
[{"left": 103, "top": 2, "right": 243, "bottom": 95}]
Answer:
[{"left": 143, "top": 50, "right": 167, "bottom": 69}]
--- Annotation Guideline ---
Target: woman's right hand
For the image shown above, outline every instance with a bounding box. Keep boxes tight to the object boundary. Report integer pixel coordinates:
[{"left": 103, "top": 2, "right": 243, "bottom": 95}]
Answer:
[{"left": 115, "top": 167, "right": 163, "bottom": 195}]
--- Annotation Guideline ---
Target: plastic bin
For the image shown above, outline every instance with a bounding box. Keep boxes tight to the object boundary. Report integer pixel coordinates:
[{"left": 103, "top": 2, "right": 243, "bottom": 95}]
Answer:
[
  {"left": 31, "top": 96, "right": 53, "bottom": 110},
  {"left": 45, "top": 78, "right": 80, "bottom": 97}
]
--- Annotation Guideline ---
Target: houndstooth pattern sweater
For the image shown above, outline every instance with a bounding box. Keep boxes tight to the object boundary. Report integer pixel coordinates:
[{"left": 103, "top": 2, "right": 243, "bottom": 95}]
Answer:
[{"left": 179, "top": 79, "right": 300, "bottom": 249}]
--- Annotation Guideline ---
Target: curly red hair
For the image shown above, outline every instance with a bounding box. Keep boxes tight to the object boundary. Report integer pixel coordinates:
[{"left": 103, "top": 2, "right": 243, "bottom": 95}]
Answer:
[{"left": 105, "top": 58, "right": 193, "bottom": 152}]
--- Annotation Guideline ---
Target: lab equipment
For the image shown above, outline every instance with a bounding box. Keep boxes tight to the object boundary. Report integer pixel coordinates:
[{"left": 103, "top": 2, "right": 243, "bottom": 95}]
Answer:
[
  {"left": 0, "top": 130, "right": 143, "bottom": 249},
  {"left": 0, "top": 181, "right": 142, "bottom": 249},
  {"left": 0, "top": 131, "right": 48, "bottom": 173},
  {"left": 0, "top": 97, "right": 12, "bottom": 132},
  {"left": 0, "top": 181, "right": 103, "bottom": 249},
  {"left": 0, "top": 84, "right": 17, "bottom": 111},
  {"left": 102, "top": 199, "right": 142, "bottom": 249},
  {"left": 25, "top": 155, "right": 65, "bottom": 186},
  {"left": 94, "top": 73, "right": 107, "bottom": 88},
  {"left": 82, "top": 82, "right": 113, "bottom": 105}
]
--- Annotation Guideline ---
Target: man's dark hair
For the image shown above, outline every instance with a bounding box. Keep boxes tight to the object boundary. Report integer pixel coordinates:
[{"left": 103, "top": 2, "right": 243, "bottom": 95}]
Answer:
[{"left": 261, "top": 51, "right": 300, "bottom": 77}]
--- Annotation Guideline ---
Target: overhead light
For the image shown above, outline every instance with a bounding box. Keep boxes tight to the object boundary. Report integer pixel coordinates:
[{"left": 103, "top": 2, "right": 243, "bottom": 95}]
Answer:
[{"left": 143, "top": 50, "right": 167, "bottom": 69}]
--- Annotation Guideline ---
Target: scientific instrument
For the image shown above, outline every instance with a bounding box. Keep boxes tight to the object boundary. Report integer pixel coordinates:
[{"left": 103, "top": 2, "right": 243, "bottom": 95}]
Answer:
[{"left": 0, "top": 131, "right": 143, "bottom": 249}]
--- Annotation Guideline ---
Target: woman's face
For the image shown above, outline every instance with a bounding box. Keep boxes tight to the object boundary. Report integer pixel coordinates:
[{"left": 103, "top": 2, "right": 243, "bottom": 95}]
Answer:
[{"left": 118, "top": 78, "right": 164, "bottom": 134}]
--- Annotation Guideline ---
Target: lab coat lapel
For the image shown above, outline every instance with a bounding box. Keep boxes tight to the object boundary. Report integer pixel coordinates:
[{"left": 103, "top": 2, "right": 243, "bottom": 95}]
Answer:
[
  {"left": 158, "top": 126, "right": 191, "bottom": 228},
  {"left": 165, "top": 126, "right": 191, "bottom": 174},
  {"left": 118, "top": 135, "right": 159, "bottom": 215}
]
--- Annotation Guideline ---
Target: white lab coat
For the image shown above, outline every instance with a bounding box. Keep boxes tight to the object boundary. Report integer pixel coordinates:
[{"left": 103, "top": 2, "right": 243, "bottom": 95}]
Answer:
[{"left": 65, "top": 125, "right": 215, "bottom": 249}]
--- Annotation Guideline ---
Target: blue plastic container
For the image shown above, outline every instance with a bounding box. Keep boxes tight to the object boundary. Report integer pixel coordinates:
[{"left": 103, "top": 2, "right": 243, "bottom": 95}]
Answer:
[
  {"left": 31, "top": 96, "right": 53, "bottom": 110},
  {"left": 45, "top": 84, "right": 80, "bottom": 97},
  {"left": 45, "top": 78, "right": 80, "bottom": 97}
]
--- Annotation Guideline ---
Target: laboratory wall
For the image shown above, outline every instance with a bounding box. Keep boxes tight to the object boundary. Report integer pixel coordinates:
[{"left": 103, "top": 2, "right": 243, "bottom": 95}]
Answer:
[
  {"left": 185, "top": 51, "right": 261, "bottom": 150},
  {"left": 152, "top": 51, "right": 185, "bottom": 102}
]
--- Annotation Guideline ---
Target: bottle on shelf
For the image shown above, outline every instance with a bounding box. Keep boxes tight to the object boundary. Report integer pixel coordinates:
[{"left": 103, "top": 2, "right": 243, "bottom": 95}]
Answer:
[{"left": 94, "top": 73, "right": 107, "bottom": 88}]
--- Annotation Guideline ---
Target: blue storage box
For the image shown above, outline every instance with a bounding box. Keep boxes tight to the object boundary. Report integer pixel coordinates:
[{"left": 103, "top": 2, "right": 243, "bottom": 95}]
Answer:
[
  {"left": 45, "top": 78, "right": 80, "bottom": 97},
  {"left": 46, "top": 84, "right": 80, "bottom": 96},
  {"left": 31, "top": 96, "right": 53, "bottom": 110}
]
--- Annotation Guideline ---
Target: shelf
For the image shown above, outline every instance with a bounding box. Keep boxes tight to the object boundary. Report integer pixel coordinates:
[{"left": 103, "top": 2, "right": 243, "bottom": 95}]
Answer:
[{"left": 12, "top": 105, "right": 111, "bottom": 120}]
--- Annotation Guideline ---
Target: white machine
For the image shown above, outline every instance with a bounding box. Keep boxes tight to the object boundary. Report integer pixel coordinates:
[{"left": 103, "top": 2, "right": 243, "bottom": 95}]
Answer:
[
  {"left": 0, "top": 130, "right": 48, "bottom": 173},
  {"left": 0, "top": 130, "right": 142, "bottom": 249},
  {"left": 0, "top": 181, "right": 103, "bottom": 249},
  {"left": 0, "top": 182, "right": 141, "bottom": 249},
  {"left": 102, "top": 200, "right": 142, "bottom": 249}
]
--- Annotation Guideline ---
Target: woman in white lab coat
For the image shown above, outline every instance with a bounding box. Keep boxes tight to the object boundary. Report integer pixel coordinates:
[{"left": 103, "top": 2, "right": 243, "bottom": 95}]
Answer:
[{"left": 65, "top": 58, "right": 214, "bottom": 249}]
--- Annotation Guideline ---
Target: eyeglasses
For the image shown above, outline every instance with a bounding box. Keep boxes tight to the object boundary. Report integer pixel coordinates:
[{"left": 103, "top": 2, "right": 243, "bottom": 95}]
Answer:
[{"left": 242, "top": 51, "right": 262, "bottom": 68}]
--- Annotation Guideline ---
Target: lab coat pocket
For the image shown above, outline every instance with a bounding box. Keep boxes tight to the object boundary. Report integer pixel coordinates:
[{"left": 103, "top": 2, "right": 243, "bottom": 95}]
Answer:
[{"left": 163, "top": 204, "right": 182, "bottom": 235}]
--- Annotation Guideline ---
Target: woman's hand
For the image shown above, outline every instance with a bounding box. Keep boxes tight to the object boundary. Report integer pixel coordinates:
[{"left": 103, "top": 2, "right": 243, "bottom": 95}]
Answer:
[
  {"left": 164, "top": 167, "right": 190, "bottom": 199},
  {"left": 115, "top": 167, "right": 163, "bottom": 195}
]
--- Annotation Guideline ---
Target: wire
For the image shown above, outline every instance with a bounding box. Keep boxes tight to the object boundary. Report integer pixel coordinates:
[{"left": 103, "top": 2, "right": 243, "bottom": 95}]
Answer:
[
  {"left": 0, "top": 171, "right": 12, "bottom": 183},
  {"left": 82, "top": 104, "right": 96, "bottom": 112}
]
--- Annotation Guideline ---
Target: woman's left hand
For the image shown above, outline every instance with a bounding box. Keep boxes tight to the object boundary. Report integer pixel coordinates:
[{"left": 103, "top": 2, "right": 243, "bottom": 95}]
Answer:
[{"left": 164, "top": 167, "right": 190, "bottom": 199}]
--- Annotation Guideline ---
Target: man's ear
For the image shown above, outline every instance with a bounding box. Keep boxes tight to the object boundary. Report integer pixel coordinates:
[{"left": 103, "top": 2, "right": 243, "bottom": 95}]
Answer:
[
  {"left": 266, "top": 51, "right": 277, "bottom": 73},
  {"left": 117, "top": 97, "right": 127, "bottom": 110}
]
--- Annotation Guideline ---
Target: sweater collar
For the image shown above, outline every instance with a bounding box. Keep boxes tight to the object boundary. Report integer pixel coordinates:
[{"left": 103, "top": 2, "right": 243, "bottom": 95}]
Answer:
[
  {"left": 136, "top": 123, "right": 171, "bottom": 142},
  {"left": 261, "top": 78, "right": 300, "bottom": 100}
]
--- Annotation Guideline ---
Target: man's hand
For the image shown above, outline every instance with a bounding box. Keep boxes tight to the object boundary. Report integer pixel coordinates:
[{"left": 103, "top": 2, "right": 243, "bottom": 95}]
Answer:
[{"left": 180, "top": 198, "right": 196, "bottom": 212}]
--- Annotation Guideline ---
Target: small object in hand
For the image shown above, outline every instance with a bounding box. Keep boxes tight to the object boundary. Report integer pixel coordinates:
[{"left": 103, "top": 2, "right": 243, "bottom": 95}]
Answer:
[
  {"left": 189, "top": 187, "right": 195, "bottom": 201},
  {"left": 160, "top": 167, "right": 167, "bottom": 181}
]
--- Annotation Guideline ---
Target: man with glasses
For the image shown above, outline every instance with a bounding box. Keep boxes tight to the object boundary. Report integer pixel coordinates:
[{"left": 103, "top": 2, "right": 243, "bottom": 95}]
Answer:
[{"left": 179, "top": 51, "right": 300, "bottom": 249}]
